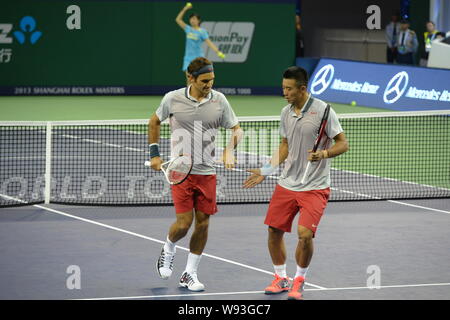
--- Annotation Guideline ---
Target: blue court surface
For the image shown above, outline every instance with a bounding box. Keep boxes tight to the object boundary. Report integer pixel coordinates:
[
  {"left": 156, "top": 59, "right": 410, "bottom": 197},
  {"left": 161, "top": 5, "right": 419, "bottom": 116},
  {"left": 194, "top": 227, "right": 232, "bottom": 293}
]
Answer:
[{"left": 0, "top": 198, "right": 449, "bottom": 300}]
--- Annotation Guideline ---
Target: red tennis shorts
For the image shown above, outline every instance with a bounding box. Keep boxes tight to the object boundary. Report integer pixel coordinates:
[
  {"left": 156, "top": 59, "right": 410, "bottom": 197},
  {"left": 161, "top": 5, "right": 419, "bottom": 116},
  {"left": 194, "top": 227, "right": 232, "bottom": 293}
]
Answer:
[
  {"left": 264, "top": 184, "right": 330, "bottom": 235},
  {"left": 171, "top": 174, "right": 217, "bottom": 215}
]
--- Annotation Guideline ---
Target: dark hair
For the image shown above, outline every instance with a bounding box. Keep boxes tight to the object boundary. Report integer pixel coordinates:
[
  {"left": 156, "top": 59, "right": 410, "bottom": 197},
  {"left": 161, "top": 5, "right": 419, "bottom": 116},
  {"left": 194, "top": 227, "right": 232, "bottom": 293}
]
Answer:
[
  {"left": 283, "top": 66, "right": 308, "bottom": 87},
  {"left": 187, "top": 57, "right": 213, "bottom": 78},
  {"left": 189, "top": 13, "right": 201, "bottom": 23},
  {"left": 426, "top": 21, "right": 435, "bottom": 26},
  {"left": 400, "top": 19, "right": 409, "bottom": 24}
]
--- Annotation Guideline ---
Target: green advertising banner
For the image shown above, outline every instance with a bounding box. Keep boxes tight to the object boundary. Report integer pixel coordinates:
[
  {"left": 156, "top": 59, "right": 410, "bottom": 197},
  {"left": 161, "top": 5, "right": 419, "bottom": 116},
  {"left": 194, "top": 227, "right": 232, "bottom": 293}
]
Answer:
[{"left": 0, "top": 0, "right": 295, "bottom": 95}]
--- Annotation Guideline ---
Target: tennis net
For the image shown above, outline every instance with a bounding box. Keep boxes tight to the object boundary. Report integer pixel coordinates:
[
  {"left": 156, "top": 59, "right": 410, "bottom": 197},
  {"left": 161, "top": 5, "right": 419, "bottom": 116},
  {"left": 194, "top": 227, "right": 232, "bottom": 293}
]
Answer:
[{"left": 1, "top": 110, "right": 449, "bottom": 207}]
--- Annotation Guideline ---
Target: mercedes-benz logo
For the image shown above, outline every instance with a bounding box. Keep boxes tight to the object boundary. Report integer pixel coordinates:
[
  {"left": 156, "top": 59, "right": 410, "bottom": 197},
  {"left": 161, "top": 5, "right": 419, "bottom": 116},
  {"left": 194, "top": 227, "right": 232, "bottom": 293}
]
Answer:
[
  {"left": 310, "top": 64, "right": 334, "bottom": 95},
  {"left": 383, "top": 71, "right": 409, "bottom": 104}
]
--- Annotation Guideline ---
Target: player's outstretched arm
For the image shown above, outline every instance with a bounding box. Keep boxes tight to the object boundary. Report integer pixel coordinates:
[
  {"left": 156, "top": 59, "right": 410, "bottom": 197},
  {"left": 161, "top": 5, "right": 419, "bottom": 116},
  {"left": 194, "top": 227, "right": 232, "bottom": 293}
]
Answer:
[
  {"left": 243, "top": 138, "right": 289, "bottom": 188},
  {"left": 204, "top": 38, "right": 226, "bottom": 59},
  {"left": 148, "top": 113, "right": 163, "bottom": 171},
  {"left": 175, "top": 3, "right": 192, "bottom": 30}
]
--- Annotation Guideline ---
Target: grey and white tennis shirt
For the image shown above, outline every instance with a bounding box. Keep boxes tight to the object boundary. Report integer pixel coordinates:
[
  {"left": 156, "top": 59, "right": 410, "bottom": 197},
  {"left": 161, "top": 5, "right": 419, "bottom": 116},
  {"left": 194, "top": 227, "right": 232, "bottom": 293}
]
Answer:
[
  {"left": 278, "top": 95, "right": 343, "bottom": 192},
  {"left": 156, "top": 87, "right": 239, "bottom": 175}
]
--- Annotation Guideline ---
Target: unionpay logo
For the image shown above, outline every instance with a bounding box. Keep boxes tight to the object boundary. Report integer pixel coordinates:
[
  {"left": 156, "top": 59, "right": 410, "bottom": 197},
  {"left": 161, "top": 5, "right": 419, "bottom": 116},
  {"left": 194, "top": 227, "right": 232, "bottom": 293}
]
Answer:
[
  {"left": 201, "top": 22, "right": 254, "bottom": 63},
  {"left": 383, "top": 71, "right": 409, "bottom": 104},
  {"left": 310, "top": 64, "right": 334, "bottom": 95}
]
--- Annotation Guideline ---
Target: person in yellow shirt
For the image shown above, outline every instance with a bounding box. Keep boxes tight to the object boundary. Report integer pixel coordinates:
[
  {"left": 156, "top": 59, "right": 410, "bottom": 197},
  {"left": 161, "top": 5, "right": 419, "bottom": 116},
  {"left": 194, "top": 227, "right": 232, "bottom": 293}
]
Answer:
[{"left": 421, "top": 21, "right": 439, "bottom": 65}]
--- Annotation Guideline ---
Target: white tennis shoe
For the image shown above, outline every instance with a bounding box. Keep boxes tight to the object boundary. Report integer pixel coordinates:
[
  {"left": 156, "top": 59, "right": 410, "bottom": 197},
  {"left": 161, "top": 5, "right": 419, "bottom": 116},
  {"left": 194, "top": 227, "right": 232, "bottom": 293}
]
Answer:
[
  {"left": 156, "top": 247, "right": 175, "bottom": 280},
  {"left": 179, "top": 271, "right": 205, "bottom": 291}
]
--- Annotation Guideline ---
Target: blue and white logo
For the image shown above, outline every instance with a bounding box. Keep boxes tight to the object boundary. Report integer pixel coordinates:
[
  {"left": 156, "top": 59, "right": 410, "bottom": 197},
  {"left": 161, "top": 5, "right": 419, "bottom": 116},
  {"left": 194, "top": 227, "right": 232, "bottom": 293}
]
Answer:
[
  {"left": 383, "top": 71, "right": 409, "bottom": 104},
  {"left": 13, "top": 16, "right": 42, "bottom": 44},
  {"left": 310, "top": 64, "right": 334, "bottom": 95}
]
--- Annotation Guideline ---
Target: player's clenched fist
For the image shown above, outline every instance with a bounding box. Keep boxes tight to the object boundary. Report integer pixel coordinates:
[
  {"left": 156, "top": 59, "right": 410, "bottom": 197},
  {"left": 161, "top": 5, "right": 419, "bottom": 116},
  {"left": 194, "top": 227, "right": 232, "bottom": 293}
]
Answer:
[{"left": 150, "top": 156, "right": 162, "bottom": 171}]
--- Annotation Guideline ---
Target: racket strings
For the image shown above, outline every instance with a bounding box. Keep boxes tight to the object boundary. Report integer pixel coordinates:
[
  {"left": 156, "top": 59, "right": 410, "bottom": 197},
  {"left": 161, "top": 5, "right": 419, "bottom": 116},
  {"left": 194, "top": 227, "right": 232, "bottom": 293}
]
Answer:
[{"left": 165, "top": 155, "right": 192, "bottom": 184}]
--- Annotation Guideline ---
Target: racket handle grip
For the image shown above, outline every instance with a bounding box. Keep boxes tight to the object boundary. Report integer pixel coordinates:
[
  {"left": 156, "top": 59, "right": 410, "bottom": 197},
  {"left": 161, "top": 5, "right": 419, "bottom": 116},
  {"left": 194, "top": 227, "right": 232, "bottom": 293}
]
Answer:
[
  {"left": 144, "top": 161, "right": 151, "bottom": 167},
  {"left": 300, "top": 162, "right": 311, "bottom": 184}
]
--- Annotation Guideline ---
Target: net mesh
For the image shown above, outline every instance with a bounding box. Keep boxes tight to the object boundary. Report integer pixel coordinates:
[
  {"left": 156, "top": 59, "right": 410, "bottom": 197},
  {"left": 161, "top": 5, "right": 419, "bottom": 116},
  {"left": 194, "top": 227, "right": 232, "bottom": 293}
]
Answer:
[{"left": 1, "top": 111, "right": 449, "bottom": 207}]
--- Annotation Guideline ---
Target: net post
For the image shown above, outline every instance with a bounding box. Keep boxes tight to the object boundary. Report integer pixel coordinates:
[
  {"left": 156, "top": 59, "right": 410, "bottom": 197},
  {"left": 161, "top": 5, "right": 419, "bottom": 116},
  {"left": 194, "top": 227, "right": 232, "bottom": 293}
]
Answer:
[{"left": 44, "top": 122, "right": 52, "bottom": 204}]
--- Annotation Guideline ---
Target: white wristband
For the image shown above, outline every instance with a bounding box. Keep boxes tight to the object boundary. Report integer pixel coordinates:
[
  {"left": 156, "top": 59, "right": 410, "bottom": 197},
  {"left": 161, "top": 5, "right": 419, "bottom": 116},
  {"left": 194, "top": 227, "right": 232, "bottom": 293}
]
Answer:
[{"left": 260, "top": 163, "right": 277, "bottom": 176}]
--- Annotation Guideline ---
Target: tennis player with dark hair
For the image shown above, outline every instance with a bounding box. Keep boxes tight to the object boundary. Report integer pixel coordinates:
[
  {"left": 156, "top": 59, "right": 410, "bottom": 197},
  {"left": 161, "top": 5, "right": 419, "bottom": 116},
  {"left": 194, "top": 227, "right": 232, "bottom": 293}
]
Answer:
[
  {"left": 243, "top": 66, "right": 349, "bottom": 300},
  {"left": 148, "top": 57, "right": 242, "bottom": 291},
  {"left": 175, "top": 3, "right": 225, "bottom": 74}
]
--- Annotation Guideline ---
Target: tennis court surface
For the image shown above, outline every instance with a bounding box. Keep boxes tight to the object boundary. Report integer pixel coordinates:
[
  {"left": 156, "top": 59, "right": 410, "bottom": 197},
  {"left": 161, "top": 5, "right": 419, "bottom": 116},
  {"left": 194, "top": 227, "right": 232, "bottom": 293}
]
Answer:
[
  {"left": 0, "top": 199, "right": 449, "bottom": 300},
  {"left": 0, "top": 111, "right": 449, "bottom": 300}
]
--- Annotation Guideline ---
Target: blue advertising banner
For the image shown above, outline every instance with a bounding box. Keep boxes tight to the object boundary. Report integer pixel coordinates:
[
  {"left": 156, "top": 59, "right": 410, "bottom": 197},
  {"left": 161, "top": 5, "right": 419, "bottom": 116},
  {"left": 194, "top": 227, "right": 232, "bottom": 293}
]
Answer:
[{"left": 308, "top": 58, "right": 450, "bottom": 111}]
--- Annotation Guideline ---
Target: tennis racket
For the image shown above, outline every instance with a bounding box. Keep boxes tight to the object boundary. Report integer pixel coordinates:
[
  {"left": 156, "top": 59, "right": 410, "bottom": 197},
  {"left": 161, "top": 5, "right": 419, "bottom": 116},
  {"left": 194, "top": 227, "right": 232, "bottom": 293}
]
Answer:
[
  {"left": 144, "top": 154, "right": 193, "bottom": 185},
  {"left": 300, "top": 104, "right": 331, "bottom": 184}
]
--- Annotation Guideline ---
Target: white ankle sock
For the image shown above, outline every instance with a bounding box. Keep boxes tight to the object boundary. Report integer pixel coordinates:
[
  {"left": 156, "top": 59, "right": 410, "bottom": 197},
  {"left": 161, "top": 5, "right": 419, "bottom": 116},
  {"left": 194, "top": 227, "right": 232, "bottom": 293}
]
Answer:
[
  {"left": 273, "top": 264, "right": 287, "bottom": 278},
  {"left": 164, "top": 236, "right": 176, "bottom": 253},
  {"left": 295, "top": 265, "right": 309, "bottom": 279},
  {"left": 186, "top": 253, "right": 202, "bottom": 274}
]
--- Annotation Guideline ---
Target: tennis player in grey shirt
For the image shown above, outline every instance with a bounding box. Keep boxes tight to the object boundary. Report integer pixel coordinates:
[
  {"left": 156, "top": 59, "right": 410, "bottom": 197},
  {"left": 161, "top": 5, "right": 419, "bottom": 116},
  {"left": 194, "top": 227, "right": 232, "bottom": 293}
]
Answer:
[
  {"left": 148, "top": 57, "right": 242, "bottom": 292},
  {"left": 244, "top": 66, "right": 349, "bottom": 300}
]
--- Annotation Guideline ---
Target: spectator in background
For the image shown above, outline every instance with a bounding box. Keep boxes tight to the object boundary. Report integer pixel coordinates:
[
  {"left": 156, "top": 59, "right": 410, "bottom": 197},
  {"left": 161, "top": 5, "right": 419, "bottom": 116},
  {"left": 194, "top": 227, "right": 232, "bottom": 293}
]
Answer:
[
  {"left": 295, "top": 15, "right": 304, "bottom": 58},
  {"left": 385, "top": 14, "right": 400, "bottom": 63},
  {"left": 420, "top": 21, "right": 440, "bottom": 66},
  {"left": 396, "top": 19, "right": 418, "bottom": 65}
]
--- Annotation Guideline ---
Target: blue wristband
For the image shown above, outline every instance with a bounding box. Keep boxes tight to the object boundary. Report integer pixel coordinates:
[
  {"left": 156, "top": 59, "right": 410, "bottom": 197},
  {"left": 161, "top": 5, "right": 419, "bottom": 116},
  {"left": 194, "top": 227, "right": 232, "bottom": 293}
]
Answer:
[
  {"left": 149, "top": 144, "right": 160, "bottom": 158},
  {"left": 260, "top": 163, "right": 276, "bottom": 176}
]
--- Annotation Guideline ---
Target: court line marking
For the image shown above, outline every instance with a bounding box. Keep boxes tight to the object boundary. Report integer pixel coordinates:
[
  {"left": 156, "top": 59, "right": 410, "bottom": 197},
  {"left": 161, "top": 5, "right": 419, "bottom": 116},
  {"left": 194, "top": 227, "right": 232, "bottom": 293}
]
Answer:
[
  {"left": 77, "top": 282, "right": 450, "bottom": 300},
  {"left": 328, "top": 188, "right": 450, "bottom": 215},
  {"left": 332, "top": 167, "right": 450, "bottom": 192},
  {"left": 6, "top": 200, "right": 325, "bottom": 290},
  {"left": 78, "top": 291, "right": 266, "bottom": 300},
  {"left": 386, "top": 200, "right": 450, "bottom": 215},
  {"left": 1, "top": 183, "right": 449, "bottom": 217},
  {"left": 306, "top": 282, "right": 450, "bottom": 291},
  {"left": 2, "top": 194, "right": 449, "bottom": 294}
]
